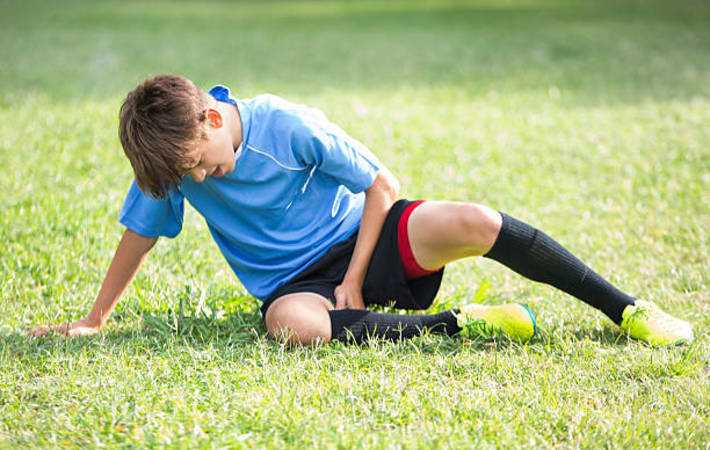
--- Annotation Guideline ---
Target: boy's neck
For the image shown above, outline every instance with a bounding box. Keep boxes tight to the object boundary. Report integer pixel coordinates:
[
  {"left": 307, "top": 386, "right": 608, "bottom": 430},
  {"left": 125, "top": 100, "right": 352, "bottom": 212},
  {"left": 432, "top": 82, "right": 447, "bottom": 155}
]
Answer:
[{"left": 216, "top": 100, "right": 243, "bottom": 151}]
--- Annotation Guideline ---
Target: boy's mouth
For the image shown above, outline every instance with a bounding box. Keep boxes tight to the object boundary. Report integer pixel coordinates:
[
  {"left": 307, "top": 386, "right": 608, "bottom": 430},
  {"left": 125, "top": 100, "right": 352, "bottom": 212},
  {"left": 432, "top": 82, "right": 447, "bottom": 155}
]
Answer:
[{"left": 211, "top": 166, "right": 224, "bottom": 178}]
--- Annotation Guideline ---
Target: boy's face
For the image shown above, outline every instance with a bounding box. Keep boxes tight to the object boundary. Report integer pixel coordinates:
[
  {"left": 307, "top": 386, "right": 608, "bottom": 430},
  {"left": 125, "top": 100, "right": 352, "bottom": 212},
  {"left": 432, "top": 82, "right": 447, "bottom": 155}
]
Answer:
[{"left": 182, "top": 108, "right": 236, "bottom": 183}]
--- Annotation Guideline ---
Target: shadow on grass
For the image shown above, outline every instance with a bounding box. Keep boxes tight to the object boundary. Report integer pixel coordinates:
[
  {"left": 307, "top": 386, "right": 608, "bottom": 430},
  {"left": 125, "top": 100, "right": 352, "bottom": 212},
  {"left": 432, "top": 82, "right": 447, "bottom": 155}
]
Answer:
[
  {"left": 533, "top": 323, "right": 634, "bottom": 348},
  {"left": 3, "top": 309, "right": 263, "bottom": 358},
  {"left": 570, "top": 326, "right": 633, "bottom": 346},
  {"left": 3, "top": 307, "right": 639, "bottom": 362}
]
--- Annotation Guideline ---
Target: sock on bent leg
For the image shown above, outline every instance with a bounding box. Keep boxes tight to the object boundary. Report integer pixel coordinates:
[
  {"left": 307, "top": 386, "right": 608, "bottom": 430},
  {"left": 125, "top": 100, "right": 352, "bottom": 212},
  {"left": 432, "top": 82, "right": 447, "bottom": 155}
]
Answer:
[
  {"left": 329, "top": 309, "right": 461, "bottom": 344},
  {"left": 484, "top": 212, "right": 635, "bottom": 324}
]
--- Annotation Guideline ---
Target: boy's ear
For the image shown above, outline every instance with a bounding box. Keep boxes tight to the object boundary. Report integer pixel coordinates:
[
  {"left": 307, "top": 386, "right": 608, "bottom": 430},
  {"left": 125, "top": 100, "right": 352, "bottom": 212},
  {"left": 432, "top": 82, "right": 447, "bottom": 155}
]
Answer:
[{"left": 205, "top": 108, "right": 223, "bottom": 128}]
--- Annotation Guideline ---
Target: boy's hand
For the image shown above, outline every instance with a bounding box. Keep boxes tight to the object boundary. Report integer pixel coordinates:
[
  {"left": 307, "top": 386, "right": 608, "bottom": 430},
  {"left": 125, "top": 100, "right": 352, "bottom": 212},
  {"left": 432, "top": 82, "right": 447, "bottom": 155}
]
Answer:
[
  {"left": 334, "top": 170, "right": 398, "bottom": 311},
  {"left": 334, "top": 280, "right": 366, "bottom": 310},
  {"left": 28, "top": 317, "right": 101, "bottom": 338}
]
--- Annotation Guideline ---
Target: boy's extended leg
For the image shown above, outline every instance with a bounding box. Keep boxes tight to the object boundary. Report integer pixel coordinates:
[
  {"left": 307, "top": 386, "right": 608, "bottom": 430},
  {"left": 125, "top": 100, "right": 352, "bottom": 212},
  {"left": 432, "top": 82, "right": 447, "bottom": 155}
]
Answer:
[
  {"left": 407, "top": 201, "right": 693, "bottom": 345},
  {"left": 407, "top": 201, "right": 633, "bottom": 323}
]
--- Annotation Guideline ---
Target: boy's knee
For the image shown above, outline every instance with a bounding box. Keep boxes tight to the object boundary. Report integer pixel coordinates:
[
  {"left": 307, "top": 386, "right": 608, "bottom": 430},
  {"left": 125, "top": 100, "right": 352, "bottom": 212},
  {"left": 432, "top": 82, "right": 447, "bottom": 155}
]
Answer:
[
  {"left": 458, "top": 203, "right": 502, "bottom": 252},
  {"left": 264, "top": 295, "right": 332, "bottom": 345}
]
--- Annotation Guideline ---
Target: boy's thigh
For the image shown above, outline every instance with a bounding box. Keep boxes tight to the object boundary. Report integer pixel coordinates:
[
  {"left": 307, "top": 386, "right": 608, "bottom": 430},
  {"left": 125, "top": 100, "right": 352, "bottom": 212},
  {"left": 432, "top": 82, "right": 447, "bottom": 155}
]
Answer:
[
  {"left": 264, "top": 292, "right": 334, "bottom": 344},
  {"left": 407, "top": 201, "right": 502, "bottom": 269}
]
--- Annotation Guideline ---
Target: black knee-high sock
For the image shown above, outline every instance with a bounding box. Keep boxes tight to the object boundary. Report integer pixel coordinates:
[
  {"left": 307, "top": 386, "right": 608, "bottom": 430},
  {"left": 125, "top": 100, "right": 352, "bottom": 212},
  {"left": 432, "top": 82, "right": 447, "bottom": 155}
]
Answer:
[
  {"left": 484, "top": 212, "right": 635, "bottom": 324},
  {"left": 329, "top": 310, "right": 461, "bottom": 344}
]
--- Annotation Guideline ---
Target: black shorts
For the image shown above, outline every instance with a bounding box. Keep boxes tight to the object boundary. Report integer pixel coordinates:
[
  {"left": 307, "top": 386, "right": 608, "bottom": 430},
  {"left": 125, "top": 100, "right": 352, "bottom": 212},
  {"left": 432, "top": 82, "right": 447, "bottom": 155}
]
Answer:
[{"left": 260, "top": 199, "right": 445, "bottom": 317}]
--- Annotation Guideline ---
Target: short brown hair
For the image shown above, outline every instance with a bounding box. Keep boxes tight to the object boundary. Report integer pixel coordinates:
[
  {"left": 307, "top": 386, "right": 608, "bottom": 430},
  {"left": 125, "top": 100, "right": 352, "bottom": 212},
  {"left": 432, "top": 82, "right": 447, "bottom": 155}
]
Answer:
[{"left": 119, "top": 74, "right": 210, "bottom": 198}]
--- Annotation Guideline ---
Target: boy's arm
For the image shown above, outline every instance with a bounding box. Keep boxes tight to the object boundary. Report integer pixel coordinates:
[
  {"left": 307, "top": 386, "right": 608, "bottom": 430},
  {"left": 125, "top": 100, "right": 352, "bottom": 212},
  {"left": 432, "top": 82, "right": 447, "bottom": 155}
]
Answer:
[
  {"left": 334, "top": 167, "right": 400, "bottom": 310},
  {"left": 29, "top": 228, "right": 157, "bottom": 337}
]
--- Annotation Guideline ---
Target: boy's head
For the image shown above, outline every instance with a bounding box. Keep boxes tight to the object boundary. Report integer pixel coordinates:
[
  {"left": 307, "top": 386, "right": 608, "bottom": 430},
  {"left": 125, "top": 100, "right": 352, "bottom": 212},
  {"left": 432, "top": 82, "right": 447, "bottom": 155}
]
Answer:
[{"left": 119, "top": 74, "right": 211, "bottom": 198}]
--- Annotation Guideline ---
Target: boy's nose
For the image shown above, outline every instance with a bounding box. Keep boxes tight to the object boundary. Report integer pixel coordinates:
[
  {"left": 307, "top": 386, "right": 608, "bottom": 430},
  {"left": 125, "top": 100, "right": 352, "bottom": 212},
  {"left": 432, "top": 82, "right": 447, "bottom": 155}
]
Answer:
[{"left": 191, "top": 167, "right": 207, "bottom": 183}]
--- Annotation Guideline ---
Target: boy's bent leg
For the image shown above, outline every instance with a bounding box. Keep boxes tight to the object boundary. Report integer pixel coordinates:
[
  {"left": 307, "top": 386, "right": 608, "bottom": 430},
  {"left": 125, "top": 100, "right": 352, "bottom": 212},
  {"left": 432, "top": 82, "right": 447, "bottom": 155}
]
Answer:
[
  {"left": 264, "top": 293, "right": 334, "bottom": 345},
  {"left": 406, "top": 202, "right": 635, "bottom": 324}
]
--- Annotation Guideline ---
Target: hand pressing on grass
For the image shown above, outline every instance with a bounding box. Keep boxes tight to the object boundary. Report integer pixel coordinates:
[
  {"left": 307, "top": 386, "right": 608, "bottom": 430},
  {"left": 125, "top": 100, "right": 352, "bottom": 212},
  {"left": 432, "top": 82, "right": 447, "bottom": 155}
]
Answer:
[
  {"left": 28, "top": 317, "right": 102, "bottom": 337},
  {"left": 28, "top": 229, "right": 158, "bottom": 339}
]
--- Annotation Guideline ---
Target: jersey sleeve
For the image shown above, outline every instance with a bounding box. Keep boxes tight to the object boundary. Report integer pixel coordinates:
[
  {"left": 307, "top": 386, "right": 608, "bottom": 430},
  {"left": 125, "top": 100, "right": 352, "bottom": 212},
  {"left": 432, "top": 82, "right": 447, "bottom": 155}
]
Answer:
[
  {"left": 289, "top": 109, "right": 382, "bottom": 193},
  {"left": 118, "top": 180, "right": 185, "bottom": 238}
]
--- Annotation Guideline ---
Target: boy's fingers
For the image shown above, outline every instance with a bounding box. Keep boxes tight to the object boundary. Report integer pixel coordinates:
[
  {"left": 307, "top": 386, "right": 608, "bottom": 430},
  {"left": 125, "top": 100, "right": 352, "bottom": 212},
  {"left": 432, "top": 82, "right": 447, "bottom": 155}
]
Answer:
[
  {"left": 334, "top": 292, "right": 346, "bottom": 310},
  {"left": 28, "top": 325, "right": 49, "bottom": 337},
  {"left": 334, "top": 286, "right": 350, "bottom": 310},
  {"left": 353, "top": 295, "right": 366, "bottom": 310},
  {"left": 27, "top": 323, "right": 84, "bottom": 337},
  {"left": 66, "top": 326, "right": 98, "bottom": 337},
  {"left": 47, "top": 323, "right": 74, "bottom": 336}
]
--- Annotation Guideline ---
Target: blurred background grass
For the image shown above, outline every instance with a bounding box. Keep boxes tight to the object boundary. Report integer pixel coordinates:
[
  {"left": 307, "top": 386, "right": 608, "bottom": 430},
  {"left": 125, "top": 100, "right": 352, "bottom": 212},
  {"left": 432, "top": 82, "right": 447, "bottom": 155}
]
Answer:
[{"left": 2, "top": 0, "right": 709, "bottom": 102}]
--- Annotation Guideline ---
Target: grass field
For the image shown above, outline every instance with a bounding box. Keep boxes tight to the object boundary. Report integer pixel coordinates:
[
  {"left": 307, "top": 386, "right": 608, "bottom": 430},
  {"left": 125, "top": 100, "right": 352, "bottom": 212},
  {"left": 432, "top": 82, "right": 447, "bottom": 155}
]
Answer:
[{"left": 1, "top": 0, "right": 709, "bottom": 447}]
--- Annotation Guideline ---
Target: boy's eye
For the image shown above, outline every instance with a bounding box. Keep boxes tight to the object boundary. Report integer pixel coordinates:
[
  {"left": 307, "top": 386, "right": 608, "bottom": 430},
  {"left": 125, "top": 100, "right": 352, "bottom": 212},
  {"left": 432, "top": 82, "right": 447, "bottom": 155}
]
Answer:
[
  {"left": 184, "top": 159, "right": 202, "bottom": 172},
  {"left": 181, "top": 161, "right": 199, "bottom": 176}
]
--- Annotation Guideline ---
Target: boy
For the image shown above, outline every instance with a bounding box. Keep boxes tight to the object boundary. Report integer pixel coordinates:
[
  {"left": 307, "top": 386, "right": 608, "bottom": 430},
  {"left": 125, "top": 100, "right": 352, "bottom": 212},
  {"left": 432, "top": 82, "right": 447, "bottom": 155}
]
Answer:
[{"left": 30, "top": 74, "right": 693, "bottom": 346}]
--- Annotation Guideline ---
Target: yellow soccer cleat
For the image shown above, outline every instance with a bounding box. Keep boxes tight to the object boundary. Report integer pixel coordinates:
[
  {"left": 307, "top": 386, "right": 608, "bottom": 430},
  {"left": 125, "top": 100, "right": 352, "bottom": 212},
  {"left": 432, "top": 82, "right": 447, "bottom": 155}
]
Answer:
[
  {"left": 620, "top": 300, "right": 693, "bottom": 346},
  {"left": 457, "top": 303, "right": 536, "bottom": 343}
]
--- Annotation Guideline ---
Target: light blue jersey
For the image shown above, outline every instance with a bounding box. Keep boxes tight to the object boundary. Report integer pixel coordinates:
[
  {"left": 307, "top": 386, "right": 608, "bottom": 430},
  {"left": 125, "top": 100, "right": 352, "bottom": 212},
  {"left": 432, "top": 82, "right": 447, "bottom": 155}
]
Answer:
[{"left": 119, "top": 86, "right": 382, "bottom": 300}]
